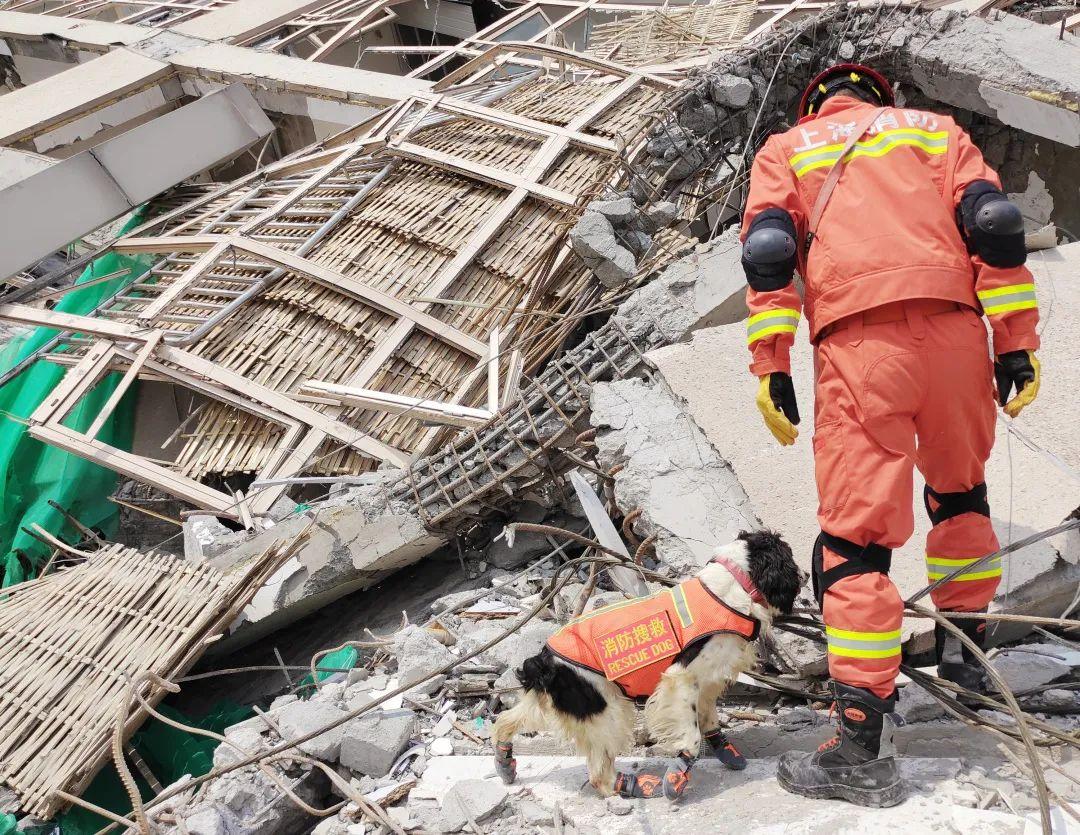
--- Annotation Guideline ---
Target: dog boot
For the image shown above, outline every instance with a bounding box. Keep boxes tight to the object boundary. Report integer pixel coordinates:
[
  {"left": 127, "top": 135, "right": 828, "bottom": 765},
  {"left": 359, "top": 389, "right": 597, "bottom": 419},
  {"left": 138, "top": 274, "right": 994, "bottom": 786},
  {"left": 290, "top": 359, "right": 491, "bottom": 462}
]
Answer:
[
  {"left": 703, "top": 729, "right": 747, "bottom": 771},
  {"left": 777, "top": 681, "right": 907, "bottom": 808},
  {"left": 494, "top": 742, "right": 516, "bottom": 784},
  {"left": 935, "top": 610, "right": 990, "bottom": 696},
  {"left": 615, "top": 771, "right": 663, "bottom": 798},
  {"left": 662, "top": 751, "right": 696, "bottom": 801}
]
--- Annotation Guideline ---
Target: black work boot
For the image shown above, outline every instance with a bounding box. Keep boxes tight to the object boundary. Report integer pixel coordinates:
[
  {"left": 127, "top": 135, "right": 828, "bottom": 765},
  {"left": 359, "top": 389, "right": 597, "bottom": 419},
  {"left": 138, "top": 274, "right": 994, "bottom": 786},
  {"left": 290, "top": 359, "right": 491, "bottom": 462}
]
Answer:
[
  {"left": 777, "top": 681, "right": 907, "bottom": 808},
  {"left": 703, "top": 729, "right": 747, "bottom": 770},
  {"left": 935, "top": 610, "right": 989, "bottom": 694}
]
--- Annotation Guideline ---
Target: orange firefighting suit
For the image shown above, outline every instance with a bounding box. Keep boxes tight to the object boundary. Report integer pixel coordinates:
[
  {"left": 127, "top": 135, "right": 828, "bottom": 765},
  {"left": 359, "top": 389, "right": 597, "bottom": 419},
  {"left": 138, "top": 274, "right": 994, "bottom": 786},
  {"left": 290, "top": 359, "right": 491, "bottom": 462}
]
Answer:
[
  {"left": 547, "top": 578, "right": 759, "bottom": 698},
  {"left": 742, "top": 96, "right": 1040, "bottom": 698}
]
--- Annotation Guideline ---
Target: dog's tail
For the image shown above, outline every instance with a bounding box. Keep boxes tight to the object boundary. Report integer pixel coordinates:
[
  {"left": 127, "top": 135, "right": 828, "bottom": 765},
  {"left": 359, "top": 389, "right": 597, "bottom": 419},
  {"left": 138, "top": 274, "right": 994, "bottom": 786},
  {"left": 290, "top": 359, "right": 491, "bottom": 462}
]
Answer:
[{"left": 516, "top": 647, "right": 559, "bottom": 695}]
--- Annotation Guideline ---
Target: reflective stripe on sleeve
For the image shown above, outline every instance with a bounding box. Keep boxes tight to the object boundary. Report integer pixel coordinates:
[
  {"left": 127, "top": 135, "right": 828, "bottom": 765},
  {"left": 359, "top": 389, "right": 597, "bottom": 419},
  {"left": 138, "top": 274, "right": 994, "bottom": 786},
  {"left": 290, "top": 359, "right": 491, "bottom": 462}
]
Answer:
[
  {"left": 825, "top": 625, "right": 902, "bottom": 659},
  {"left": 977, "top": 283, "right": 1037, "bottom": 316},
  {"left": 925, "top": 554, "right": 1002, "bottom": 582},
  {"left": 747, "top": 308, "right": 800, "bottom": 345}
]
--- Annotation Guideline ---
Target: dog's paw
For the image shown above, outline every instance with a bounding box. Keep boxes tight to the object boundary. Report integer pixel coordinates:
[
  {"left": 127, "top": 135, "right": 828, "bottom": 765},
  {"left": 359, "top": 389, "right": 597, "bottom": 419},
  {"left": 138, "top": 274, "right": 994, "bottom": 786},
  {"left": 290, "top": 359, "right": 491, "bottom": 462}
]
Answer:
[{"left": 494, "top": 743, "right": 517, "bottom": 784}]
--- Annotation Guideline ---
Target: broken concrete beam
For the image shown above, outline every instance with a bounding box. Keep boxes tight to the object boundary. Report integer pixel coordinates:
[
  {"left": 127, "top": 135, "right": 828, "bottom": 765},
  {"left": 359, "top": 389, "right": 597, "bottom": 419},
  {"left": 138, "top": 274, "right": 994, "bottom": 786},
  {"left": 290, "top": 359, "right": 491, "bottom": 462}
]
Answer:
[
  {"left": 211, "top": 475, "right": 444, "bottom": 651},
  {"left": 647, "top": 241, "right": 1080, "bottom": 655},
  {"left": 612, "top": 228, "right": 746, "bottom": 350},
  {"left": 902, "top": 11, "right": 1080, "bottom": 146}
]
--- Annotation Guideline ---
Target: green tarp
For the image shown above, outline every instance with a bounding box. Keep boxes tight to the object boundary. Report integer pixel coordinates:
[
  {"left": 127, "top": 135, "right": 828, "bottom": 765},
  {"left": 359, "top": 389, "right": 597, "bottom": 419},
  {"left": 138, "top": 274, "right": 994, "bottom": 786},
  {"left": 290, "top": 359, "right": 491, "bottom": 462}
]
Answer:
[{"left": 0, "top": 214, "right": 156, "bottom": 587}]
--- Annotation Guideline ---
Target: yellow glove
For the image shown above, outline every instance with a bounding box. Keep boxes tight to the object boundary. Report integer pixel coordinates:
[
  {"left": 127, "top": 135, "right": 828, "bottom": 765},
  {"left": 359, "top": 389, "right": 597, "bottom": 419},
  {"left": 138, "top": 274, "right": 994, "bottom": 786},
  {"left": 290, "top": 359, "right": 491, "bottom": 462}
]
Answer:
[
  {"left": 994, "top": 350, "right": 1040, "bottom": 418},
  {"left": 756, "top": 373, "right": 799, "bottom": 446}
]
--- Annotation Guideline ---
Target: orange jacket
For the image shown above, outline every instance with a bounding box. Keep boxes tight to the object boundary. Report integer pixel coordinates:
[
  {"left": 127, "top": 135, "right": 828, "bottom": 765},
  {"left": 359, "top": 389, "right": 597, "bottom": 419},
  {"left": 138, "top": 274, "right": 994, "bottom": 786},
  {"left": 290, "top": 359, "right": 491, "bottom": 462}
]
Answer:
[
  {"left": 547, "top": 578, "right": 759, "bottom": 698},
  {"left": 742, "top": 96, "right": 1039, "bottom": 377}
]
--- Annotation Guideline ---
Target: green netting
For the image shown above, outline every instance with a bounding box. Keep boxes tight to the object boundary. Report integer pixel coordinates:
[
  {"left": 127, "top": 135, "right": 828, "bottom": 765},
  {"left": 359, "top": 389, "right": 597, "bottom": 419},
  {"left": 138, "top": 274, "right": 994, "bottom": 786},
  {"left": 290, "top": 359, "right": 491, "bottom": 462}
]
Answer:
[
  {"left": 0, "top": 212, "right": 157, "bottom": 587},
  {"left": 298, "top": 645, "right": 360, "bottom": 695},
  {"left": 54, "top": 702, "right": 254, "bottom": 835}
]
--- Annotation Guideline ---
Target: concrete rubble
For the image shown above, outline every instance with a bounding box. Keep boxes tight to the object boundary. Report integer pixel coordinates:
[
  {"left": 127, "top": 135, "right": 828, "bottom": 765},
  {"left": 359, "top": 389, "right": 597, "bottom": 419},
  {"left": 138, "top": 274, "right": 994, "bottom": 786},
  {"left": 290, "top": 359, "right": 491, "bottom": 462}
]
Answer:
[{"left": 0, "top": 0, "right": 1079, "bottom": 831}]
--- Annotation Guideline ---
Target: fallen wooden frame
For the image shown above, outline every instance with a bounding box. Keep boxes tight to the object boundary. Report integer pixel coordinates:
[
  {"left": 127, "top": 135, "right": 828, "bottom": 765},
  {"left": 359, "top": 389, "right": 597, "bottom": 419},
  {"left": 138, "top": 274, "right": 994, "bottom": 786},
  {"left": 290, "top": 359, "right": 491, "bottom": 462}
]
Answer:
[
  {"left": 25, "top": 339, "right": 307, "bottom": 516},
  {"left": 112, "top": 234, "right": 487, "bottom": 357}
]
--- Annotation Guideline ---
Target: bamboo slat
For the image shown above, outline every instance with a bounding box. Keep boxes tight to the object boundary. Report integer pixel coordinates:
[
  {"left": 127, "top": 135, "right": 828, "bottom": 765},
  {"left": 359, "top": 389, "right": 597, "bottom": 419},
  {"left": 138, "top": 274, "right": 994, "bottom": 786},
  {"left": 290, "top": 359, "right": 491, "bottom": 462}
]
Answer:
[{"left": 0, "top": 533, "right": 304, "bottom": 819}]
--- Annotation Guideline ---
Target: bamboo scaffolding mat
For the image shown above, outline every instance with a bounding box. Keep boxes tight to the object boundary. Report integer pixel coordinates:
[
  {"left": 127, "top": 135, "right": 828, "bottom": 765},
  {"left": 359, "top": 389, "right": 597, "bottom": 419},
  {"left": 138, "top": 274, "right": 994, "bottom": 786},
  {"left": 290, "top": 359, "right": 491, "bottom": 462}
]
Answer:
[
  {"left": 31, "top": 60, "right": 677, "bottom": 487},
  {"left": 0, "top": 533, "right": 307, "bottom": 819},
  {"left": 585, "top": 0, "right": 757, "bottom": 67}
]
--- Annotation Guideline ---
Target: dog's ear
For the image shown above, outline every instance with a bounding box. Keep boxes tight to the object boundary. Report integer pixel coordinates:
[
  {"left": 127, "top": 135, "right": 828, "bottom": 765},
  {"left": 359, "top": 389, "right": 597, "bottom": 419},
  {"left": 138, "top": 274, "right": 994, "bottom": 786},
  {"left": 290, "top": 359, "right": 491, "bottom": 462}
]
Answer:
[{"left": 739, "top": 529, "right": 802, "bottom": 614}]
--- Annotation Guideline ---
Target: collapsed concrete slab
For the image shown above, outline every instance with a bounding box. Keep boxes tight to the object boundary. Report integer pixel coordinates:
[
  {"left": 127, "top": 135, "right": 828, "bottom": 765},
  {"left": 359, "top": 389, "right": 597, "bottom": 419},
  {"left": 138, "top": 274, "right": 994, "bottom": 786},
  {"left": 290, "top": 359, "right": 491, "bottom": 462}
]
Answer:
[
  {"left": 901, "top": 11, "right": 1080, "bottom": 147},
  {"left": 648, "top": 242, "right": 1080, "bottom": 654},
  {"left": 590, "top": 377, "right": 759, "bottom": 576},
  {"left": 211, "top": 475, "right": 444, "bottom": 651}
]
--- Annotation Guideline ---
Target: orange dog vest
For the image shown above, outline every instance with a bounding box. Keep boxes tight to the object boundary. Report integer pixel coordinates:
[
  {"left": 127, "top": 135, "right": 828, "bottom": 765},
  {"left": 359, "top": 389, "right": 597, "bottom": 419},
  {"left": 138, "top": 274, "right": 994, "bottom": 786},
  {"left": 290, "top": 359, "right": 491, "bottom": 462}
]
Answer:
[{"left": 547, "top": 578, "right": 760, "bottom": 698}]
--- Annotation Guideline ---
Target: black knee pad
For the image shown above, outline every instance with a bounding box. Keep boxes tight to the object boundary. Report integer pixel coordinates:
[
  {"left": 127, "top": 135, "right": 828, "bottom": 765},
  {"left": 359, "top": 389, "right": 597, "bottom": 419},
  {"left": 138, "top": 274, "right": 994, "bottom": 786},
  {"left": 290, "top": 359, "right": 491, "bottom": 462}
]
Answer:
[
  {"left": 812, "top": 532, "right": 893, "bottom": 609},
  {"left": 924, "top": 483, "right": 990, "bottom": 527}
]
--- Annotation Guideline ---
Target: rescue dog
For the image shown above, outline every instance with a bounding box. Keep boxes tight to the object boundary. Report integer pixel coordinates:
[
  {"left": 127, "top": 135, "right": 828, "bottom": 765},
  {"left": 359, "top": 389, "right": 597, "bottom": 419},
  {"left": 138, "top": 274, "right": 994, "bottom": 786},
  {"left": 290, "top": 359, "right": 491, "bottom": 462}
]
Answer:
[{"left": 492, "top": 530, "right": 802, "bottom": 800}]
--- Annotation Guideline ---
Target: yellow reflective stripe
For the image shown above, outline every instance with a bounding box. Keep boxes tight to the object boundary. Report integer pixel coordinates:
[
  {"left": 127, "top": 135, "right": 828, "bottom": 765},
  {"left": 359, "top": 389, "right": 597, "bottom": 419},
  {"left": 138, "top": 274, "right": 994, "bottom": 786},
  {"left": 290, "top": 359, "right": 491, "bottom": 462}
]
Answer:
[
  {"left": 747, "top": 324, "right": 797, "bottom": 345},
  {"left": 978, "top": 283, "right": 1038, "bottom": 316},
  {"left": 668, "top": 585, "right": 693, "bottom": 628},
  {"left": 927, "top": 568, "right": 1002, "bottom": 582},
  {"left": 826, "top": 625, "right": 902, "bottom": 658},
  {"left": 747, "top": 308, "right": 801, "bottom": 326},
  {"left": 977, "top": 283, "right": 1036, "bottom": 300},
  {"left": 787, "top": 128, "right": 947, "bottom": 166},
  {"left": 747, "top": 308, "right": 800, "bottom": 346},
  {"left": 793, "top": 137, "right": 948, "bottom": 178},
  {"left": 983, "top": 299, "right": 1038, "bottom": 316},
  {"left": 925, "top": 553, "right": 1002, "bottom": 583},
  {"left": 825, "top": 626, "right": 901, "bottom": 641},
  {"left": 828, "top": 645, "right": 903, "bottom": 659}
]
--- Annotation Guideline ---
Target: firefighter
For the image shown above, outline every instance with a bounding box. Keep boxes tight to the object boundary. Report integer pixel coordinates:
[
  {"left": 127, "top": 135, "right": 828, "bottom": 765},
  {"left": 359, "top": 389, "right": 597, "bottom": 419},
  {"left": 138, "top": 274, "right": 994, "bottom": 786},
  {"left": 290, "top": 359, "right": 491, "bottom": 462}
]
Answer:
[{"left": 740, "top": 64, "right": 1040, "bottom": 807}]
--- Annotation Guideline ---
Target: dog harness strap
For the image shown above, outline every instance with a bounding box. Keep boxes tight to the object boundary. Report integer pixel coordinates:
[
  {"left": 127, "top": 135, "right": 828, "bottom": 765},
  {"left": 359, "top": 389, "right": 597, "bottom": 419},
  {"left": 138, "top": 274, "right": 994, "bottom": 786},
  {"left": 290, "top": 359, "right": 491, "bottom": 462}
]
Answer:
[{"left": 710, "top": 552, "right": 768, "bottom": 607}]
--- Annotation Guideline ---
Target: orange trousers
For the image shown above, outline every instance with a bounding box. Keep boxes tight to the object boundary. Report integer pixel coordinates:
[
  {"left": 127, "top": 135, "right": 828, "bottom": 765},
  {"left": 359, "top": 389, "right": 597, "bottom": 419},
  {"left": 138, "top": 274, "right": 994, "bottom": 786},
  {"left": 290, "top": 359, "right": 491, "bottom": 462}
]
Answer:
[{"left": 813, "top": 299, "right": 1000, "bottom": 698}]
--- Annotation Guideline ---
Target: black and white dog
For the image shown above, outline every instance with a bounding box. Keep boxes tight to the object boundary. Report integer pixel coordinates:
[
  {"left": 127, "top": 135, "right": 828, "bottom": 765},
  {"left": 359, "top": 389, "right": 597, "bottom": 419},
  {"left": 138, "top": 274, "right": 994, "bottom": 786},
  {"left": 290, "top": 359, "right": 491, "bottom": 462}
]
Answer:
[{"left": 492, "top": 530, "right": 803, "bottom": 800}]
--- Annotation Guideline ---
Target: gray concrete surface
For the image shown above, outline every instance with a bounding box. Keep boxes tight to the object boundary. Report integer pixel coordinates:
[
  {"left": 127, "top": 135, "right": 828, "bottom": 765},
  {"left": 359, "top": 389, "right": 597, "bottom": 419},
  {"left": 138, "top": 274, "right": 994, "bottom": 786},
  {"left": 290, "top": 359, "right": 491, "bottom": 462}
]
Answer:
[{"left": 414, "top": 754, "right": 1071, "bottom": 834}]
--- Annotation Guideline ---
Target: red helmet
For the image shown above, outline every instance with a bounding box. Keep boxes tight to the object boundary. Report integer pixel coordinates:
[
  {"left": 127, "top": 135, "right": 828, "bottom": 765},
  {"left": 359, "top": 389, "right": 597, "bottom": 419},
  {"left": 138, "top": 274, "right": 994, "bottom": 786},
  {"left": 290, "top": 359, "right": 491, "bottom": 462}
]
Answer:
[{"left": 798, "top": 63, "right": 894, "bottom": 119}]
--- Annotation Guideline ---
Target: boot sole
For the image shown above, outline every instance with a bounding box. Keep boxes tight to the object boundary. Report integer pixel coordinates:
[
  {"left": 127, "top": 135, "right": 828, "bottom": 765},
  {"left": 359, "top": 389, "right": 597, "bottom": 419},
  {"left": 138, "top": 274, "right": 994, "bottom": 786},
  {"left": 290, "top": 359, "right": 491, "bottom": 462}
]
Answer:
[{"left": 777, "top": 772, "right": 907, "bottom": 808}]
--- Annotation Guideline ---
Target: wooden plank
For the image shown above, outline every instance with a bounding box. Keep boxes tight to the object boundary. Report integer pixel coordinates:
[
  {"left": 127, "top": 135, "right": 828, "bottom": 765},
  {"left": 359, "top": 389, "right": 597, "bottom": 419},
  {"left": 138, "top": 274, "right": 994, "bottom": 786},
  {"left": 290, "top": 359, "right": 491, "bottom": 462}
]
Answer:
[
  {"left": 27, "top": 341, "right": 113, "bottom": 426},
  {"left": 301, "top": 381, "right": 492, "bottom": 428},
  {"left": 0, "top": 303, "right": 157, "bottom": 342},
  {"left": 387, "top": 141, "right": 579, "bottom": 206},
  {"left": 1064, "top": 10, "right": 1080, "bottom": 32},
  {"left": 29, "top": 424, "right": 234, "bottom": 511},
  {"left": 113, "top": 236, "right": 224, "bottom": 255},
  {"left": 487, "top": 327, "right": 500, "bottom": 415},
  {"left": 411, "top": 94, "right": 617, "bottom": 153},
  {"left": 500, "top": 348, "right": 522, "bottom": 409},
  {"left": 156, "top": 344, "right": 411, "bottom": 467}
]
